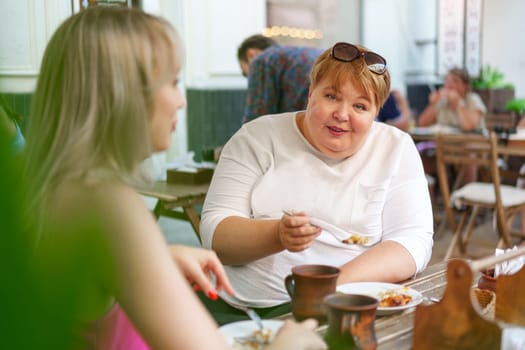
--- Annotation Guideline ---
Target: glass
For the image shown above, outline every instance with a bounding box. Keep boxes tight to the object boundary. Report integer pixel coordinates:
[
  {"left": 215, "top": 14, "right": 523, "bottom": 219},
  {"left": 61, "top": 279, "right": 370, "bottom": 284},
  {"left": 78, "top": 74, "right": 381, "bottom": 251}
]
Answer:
[{"left": 330, "top": 42, "right": 387, "bottom": 74}]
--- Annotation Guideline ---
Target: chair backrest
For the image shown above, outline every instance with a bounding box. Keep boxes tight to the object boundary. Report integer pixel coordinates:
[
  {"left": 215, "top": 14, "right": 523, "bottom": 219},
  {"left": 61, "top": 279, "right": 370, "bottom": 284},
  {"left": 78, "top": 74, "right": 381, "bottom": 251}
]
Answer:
[{"left": 435, "top": 132, "right": 505, "bottom": 235}]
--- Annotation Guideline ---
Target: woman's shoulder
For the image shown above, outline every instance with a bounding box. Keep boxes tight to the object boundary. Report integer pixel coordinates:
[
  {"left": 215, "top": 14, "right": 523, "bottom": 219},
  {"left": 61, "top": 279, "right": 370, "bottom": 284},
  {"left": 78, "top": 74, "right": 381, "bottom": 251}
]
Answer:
[
  {"left": 50, "top": 179, "right": 146, "bottom": 229},
  {"left": 237, "top": 112, "right": 296, "bottom": 138},
  {"left": 465, "top": 92, "right": 487, "bottom": 112},
  {"left": 371, "top": 121, "right": 410, "bottom": 141}
]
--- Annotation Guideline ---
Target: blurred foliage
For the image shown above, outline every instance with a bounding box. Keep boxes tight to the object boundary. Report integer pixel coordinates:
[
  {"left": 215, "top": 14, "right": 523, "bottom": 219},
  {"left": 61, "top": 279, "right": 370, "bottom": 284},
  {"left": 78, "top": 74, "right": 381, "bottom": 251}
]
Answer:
[
  {"left": 506, "top": 98, "right": 525, "bottom": 114},
  {"left": 472, "top": 64, "right": 515, "bottom": 90},
  {"left": 0, "top": 131, "right": 78, "bottom": 348}
]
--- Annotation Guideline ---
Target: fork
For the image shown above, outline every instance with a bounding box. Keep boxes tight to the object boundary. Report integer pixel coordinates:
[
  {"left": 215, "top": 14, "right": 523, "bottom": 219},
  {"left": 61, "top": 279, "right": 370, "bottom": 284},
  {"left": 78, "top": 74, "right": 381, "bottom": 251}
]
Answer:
[
  {"left": 282, "top": 210, "right": 349, "bottom": 241},
  {"left": 218, "top": 290, "right": 265, "bottom": 331}
]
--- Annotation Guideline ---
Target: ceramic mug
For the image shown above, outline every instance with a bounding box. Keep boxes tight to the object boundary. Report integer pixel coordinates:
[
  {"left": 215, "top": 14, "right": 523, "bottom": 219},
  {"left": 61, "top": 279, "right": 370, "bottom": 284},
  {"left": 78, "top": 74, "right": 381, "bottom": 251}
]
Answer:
[
  {"left": 284, "top": 264, "right": 340, "bottom": 322},
  {"left": 323, "top": 293, "right": 379, "bottom": 350}
]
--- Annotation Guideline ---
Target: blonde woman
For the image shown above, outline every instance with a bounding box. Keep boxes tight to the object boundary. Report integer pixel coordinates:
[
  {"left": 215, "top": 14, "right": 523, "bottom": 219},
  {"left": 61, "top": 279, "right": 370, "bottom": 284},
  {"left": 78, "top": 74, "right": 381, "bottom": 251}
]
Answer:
[{"left": 23, "top": 7, "right": 325, "bottom": 350}]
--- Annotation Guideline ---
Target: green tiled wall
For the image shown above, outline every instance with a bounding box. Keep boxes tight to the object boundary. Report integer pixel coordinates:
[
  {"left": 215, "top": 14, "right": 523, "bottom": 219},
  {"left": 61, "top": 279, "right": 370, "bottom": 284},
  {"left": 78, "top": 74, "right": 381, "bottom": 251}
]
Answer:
[
  {"left": 1, "top": 89, "right": 247, "bottom": 158},
  {"left": 187, "top": 88, "right": 246, "bottom": 161}
]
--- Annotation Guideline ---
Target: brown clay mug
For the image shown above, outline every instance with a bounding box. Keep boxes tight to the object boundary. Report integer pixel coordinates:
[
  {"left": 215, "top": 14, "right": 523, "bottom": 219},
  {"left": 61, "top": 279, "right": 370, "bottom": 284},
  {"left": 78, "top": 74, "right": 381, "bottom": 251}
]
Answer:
[
  {"left": 284, "top": 264, "right": 340, "bottom": 322},
  {"left": 477, "top": 268, "right": 497, "bottom": 292},
  {"left": 323, "top": 293, "right": 379, "bottom": 350}
]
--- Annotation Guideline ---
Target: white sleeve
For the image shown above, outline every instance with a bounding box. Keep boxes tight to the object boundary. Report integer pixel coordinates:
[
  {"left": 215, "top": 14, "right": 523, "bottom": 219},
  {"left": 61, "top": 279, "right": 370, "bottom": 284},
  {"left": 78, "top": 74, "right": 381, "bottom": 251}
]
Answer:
[
  {"left": 381, "top": 135, "right": 434, "bottom": 273},
  {"left": 199, "top": 126, "right": 271, "bottom": 249}
]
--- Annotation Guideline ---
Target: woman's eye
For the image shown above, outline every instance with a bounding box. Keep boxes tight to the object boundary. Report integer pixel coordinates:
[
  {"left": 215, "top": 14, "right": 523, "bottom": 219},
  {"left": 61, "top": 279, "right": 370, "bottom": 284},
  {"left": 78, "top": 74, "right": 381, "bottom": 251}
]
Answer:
[
  {"left": 325, "top": 94, "right": 336, "bottom": 100},
  {"left": 355, "top": 104, "right": 366, "bottom": 111}
]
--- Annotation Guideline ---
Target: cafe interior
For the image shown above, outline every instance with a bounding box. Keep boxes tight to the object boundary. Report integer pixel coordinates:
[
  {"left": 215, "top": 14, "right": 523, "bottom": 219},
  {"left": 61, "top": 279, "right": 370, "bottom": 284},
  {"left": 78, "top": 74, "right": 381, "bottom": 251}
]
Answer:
[{"left": 2, "top": 0, "right": 525, "bottom": 348}]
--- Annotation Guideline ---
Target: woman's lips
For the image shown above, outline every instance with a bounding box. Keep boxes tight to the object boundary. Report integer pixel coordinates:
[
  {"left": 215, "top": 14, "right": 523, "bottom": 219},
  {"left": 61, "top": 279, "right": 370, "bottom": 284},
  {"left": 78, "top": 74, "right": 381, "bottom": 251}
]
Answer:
[{"left": 327, "top": 125, "right": 348, "bottom": 136}]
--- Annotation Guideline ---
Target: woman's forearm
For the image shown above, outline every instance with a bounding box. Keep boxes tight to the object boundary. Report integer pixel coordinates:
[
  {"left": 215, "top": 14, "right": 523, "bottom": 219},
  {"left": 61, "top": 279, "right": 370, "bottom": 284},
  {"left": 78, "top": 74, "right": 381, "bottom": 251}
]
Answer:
[
  {"left": 457, "top": 105, "right": 481, "bottom": 131},
  {"left": 417, "top": 104, "right": 436, "bottom": 127},
  {"left": 212, "top": 216, "right": 284, "bottom": 265},
  {"left": 337, "top": 241, "right": 417, "bottom": 284}
]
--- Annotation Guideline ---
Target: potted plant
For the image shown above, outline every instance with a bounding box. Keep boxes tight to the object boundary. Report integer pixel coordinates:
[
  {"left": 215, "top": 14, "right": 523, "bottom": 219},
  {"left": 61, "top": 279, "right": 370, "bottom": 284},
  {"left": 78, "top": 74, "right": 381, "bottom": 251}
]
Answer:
[
  {"left": 506, "top": 98, "right": 525, "bottom": 127},
  {"left": 472, "top": 65, "right": 515, "bottom": 113}
]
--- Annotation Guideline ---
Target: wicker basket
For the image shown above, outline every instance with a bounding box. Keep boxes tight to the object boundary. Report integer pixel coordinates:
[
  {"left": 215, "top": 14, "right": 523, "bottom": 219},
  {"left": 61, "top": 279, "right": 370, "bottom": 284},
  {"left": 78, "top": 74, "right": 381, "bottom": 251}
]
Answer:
[{"left": 471, "top": 287, "right": 496, "bottom": 319}]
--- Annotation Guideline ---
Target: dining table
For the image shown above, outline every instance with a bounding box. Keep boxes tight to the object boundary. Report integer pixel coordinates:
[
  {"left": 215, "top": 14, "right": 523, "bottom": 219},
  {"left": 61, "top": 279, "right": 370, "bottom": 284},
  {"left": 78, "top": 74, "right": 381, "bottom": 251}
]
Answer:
[
  {"left": 315, "top": 261, "right": 451, "bottom": 349},
  {"left": 135, "top": 180, "right": 209, "bottom": 242},
  {"left": 410, "top": 125, "right": 525, "bottom": 157},
  {"left": 274, "top": 248, "right": 525, "bottom": 349}
]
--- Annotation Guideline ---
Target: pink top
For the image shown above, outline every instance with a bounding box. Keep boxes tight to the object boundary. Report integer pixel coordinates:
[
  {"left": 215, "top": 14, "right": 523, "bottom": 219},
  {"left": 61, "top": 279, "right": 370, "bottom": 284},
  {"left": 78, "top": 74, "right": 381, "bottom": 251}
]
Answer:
[{"left": 84, "top": 303, "right": 149, "bottom": 350}]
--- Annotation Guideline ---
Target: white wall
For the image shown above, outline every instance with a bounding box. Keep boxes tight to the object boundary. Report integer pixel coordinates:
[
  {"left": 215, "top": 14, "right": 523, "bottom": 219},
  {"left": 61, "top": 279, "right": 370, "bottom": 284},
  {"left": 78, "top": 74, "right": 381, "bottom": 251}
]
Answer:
[
  {"left": 0, "top": 0, "right": 71, "bottom": 92},
  {"left": 362, "top": 0, "right": 432, "bottom": 92},
  {"left": 361, "top": 0, "right": 525, "bottom": 98},
  {"left": 482, "top": 0, "right": 525, "bottom": 98}
]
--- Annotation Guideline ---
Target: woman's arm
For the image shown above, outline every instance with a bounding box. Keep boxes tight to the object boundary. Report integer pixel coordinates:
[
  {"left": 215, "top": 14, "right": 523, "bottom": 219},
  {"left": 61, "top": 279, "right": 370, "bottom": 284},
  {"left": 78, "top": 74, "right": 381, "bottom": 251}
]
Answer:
[
  {"left": 339, "top": 137, "right": 433, "bottom": 284},
  {"left": 100, "top": 185, "right": 229, "bottom": 350},
  {"left": 212, "top": 212, "right": 321, "bottom": 265},
  {"left": 98, "top": 185, "right": 326, "bottom": 350},
  {"left": 445, "top": 90, "right": 482, "bottom": 131},
  {"left": 338, "top": 241, "right": 417, "bottom": 284},
  {"left": 417, "top": 91, "right": 440, "bottom": 126},
  {"left": 456, "top": 102, "right": 482, "bottom": 131}
]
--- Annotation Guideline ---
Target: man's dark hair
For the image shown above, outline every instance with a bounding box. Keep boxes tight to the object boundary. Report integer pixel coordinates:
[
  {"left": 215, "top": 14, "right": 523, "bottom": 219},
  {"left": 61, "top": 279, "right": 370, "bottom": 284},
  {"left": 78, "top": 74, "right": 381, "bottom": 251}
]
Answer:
[{"left": 237, "top": 34, "right": 277, "bottom": 62}]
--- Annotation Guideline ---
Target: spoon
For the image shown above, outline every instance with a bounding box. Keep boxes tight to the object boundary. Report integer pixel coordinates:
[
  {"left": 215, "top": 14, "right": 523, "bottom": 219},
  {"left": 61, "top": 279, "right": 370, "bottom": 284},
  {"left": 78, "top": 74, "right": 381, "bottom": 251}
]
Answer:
[
  {"left": 282, "top": 210, "right": 371, "bottom": 245},
  {"left": 218, "top": 290, "right": 264, "bottom": 331}
]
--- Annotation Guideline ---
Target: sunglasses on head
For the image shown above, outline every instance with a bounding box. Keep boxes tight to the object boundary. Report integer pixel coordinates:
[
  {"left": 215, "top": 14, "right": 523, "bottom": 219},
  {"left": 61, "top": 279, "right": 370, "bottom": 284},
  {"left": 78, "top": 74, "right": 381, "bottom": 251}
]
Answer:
[{"left": 330, "top": 42, "right": 387, "bottom": 75}]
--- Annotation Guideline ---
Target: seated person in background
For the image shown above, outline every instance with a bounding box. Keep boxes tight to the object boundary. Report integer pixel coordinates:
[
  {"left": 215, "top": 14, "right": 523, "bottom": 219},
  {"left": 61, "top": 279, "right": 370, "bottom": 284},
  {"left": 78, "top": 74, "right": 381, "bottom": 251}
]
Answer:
[
  {"left": 237, "top": 34, "right": 323, "bottom": 123},
  {"left": 0, "top": 95, "right": 25, "bottom": 153},
  {"left": 418, "top": 67, "right": 487, "bottom": 131},
  {"left": 201, "top": 42, "right": 433, "bottom": 319},
  {"left": 376, "top": 89, "right": 412, "bottom": 131},
  {"left": 417, "top": 68, "right": 487, "bottom": 184},
  {"left": 22, "top": 7, "right": 326, "bottom": 350}
]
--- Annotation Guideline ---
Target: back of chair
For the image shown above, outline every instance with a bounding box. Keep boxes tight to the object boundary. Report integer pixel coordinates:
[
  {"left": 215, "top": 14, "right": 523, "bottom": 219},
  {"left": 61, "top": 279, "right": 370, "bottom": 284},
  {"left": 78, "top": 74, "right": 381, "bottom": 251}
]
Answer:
[{"left": 435, "top": 132, "right": 505, "bottom": 236}]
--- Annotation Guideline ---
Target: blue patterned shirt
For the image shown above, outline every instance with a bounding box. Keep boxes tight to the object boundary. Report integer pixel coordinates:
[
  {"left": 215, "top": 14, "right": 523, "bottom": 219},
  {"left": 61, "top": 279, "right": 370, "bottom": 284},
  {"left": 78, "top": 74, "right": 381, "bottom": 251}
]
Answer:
[
  {"left": 376, "top": 93, "right": 401, "bottom": 123},
  {"left": 244, "top": 45, "right": 323, "bottom": 123}
]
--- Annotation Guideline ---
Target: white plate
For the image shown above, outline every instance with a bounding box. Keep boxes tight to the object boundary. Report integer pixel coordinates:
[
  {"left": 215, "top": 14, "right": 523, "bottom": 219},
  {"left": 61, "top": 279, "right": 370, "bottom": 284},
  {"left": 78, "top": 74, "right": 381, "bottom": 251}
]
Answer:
[
  {"left": 219, "top": 320, "right": 284, "bottom": 347},
  {"left": 336, "top": 282, "right": 423, "bottom": 316}
]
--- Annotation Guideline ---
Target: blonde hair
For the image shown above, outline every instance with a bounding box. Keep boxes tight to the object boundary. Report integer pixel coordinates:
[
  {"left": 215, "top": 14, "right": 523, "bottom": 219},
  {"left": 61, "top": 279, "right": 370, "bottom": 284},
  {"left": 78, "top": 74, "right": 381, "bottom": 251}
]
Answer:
[
  {"left": 310, "top": 44, "right": 390, "bottom": 108},
  {"left": 24, "top": 7, "right": 183, "bottom": 230}
]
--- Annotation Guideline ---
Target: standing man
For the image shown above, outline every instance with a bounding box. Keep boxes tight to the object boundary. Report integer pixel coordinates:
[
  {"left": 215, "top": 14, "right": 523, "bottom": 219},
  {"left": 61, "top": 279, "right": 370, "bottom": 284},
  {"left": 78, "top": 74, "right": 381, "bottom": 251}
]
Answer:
[{"left": 237, "top": 34, "right": 323, "bottom": 123}]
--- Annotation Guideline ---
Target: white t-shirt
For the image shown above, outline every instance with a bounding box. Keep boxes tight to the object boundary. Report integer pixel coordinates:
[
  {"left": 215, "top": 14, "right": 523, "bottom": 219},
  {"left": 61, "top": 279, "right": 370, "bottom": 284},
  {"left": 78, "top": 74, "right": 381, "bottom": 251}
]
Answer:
[{"left": 200, "top": 112, "right": 434, "bottom": 307}]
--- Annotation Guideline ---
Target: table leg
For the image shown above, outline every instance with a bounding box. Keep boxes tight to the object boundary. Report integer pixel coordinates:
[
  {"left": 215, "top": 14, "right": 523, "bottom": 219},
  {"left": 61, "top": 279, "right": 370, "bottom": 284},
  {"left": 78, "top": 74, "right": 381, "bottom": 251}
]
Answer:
[{"left": 183, "top": 206, "right": 202, "bottom": 243}]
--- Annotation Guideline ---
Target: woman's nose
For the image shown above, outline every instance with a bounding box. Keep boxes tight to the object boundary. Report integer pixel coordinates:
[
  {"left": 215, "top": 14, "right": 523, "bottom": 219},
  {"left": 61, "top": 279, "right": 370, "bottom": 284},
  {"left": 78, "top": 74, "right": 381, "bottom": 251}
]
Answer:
[{"left": 333, "top": 106, "right": 350, "bottom": 121}]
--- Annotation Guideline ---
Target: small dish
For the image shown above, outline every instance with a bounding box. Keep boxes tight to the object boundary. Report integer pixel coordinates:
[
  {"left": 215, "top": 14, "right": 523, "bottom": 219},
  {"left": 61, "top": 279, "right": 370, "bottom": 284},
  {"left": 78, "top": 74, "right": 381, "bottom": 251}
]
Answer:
[
  {"left": 336, "top": 282, "right": 424, "bottom": 316},
  {"left": 219, "top": 320, "right": 284, "bottom": 348}
]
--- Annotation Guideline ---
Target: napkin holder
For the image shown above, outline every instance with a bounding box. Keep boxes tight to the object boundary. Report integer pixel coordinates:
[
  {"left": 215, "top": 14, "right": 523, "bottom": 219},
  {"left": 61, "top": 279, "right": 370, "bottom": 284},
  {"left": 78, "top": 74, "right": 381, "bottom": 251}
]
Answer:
[{"left": 166, "top": 167, "right": 214, "bottom": 185}]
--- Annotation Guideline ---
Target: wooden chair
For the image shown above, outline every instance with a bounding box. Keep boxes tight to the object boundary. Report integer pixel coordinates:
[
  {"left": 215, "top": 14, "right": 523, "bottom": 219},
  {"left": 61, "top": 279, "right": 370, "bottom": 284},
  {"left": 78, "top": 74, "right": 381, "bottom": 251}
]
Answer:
[{"left": 435, "top": 132, "right": 525, "bottom": 260}]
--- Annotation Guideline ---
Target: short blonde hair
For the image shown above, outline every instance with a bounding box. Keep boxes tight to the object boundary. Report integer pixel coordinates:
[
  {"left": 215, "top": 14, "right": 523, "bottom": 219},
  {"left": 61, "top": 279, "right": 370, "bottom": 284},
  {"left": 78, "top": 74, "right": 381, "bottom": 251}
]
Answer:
[
  {"left": 309, "top": 43, "right": 390, "bottom": 108},
  {"left": 24, "top": 7, "right": 183, "bottom": 225}
]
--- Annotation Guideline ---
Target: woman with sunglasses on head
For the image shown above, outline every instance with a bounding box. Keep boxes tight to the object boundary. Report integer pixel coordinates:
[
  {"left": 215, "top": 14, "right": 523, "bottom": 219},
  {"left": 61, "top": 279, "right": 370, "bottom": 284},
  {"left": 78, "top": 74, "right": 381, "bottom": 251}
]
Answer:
[
  {"left": 200, "top": 42, "right": 433, "bottom": 321},
  {"left": 22, "top": 6, "right": 326, "bottom": 349}
]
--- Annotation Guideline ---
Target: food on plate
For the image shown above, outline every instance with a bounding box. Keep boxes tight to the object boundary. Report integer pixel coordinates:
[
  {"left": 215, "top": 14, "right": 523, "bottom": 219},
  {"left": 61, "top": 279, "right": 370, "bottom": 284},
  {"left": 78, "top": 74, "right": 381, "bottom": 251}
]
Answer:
[
  {"left": 378, "top": 287, "right": 413, "bottom": 307},
  {"left": 342, "top": 234, "right": 368, "bottom": 245},
  {"left": 233, "top": 328, "right": 274, "bottom": 350}
]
